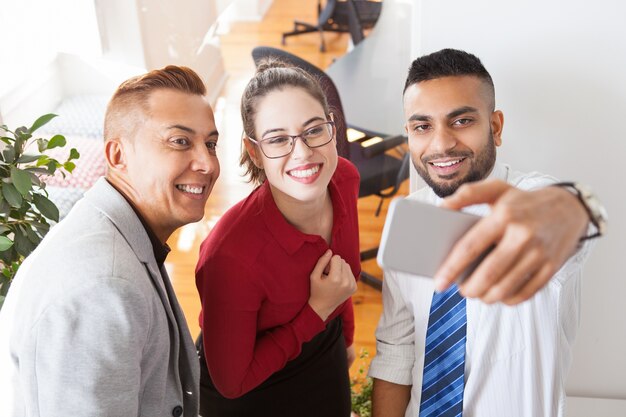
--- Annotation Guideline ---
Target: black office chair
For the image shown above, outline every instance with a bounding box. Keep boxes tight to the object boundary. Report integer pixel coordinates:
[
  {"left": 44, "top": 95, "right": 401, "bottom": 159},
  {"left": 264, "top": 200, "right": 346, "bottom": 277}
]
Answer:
[
  {"left": 282, "top": 0, "right": 382, "bottom": 52},
  {"left": 251, "top": 46, "right": 410, "bottom": 290}
]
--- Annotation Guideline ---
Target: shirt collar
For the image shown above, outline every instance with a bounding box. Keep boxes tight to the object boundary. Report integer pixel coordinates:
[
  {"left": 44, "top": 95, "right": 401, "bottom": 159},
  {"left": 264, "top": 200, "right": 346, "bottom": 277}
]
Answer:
[
  {"left": 261, "top": 171, "right": 348, "bottom": 255},
  {"left": 116, "top": 188, "right": 171, "bottom": 266}
]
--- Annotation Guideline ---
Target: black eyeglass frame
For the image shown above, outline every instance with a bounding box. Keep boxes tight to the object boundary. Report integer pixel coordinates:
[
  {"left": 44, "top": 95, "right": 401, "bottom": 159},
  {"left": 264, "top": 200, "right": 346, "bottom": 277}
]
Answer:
[{"left": 246, "top": 121, "right": 336, "bottom": 159}]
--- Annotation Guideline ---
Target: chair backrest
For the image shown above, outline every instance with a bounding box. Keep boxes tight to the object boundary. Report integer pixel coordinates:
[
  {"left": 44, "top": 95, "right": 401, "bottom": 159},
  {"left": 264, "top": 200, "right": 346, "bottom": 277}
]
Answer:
[
  {"left": 346, "top": 0, "right": 365, "bottom": 45},
  {"left": 251, "top": 46, "right": 350, "bottom": 159},
  {"left": 318, "top": 0, "right": 338, "bottom": 27}
]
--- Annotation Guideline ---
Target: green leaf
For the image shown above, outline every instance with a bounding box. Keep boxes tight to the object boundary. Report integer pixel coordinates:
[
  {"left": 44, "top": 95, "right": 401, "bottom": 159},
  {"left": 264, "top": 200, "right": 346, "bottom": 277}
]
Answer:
[
  {"left": 14, "top": 226, "right": 35, "bottom": 257},
  {"left": 1, "top": 136, "right": 11, "bottom": 145},
  {"left": 15, "top": 127, "right": 32, "bottom": 141},
  {"left": 2, "top": 183, "right": 23, "bottom": 208},
  {"left": 46, "top": 161, "right": 57, "bottom": 175},
  {"left": 23, "top": 224, "right": 40, "bottom": 244},
  {"left": 31, "top": 221, "right": 50, "bottom": 234},
  {"left": 33, "top": 193, "right": 59, "bottom": 222},
  {"left": 2, "top": 146, "right": 15, "bottom": 163},
  {"left": 69, "top": 148, "right": 80, "bottom": 160},
  {"left": 36, "top": 156, "right": 50, "bottom": 167},
  {"left": 0, "top": 225, "right": 10, "bottom": 234},
  {"left": 25, "top": 167, "right": 50, "bottom": 175},
  {"left": 63, "top": 161, "right": 76, "bottom": 173},
  {"left": 36, "top": 139, "right": 49, "bottom": 153},
  {"left": 0, "top": 199, "right": 10, "bottom": 215},
  {"left": 29, "top": 114, "right": 57, "bottom": 134},
  {"left": 28, "top": 172, "right": 43, "bottom": 188},
  {"left": 47, "top": 135, "right": 66, "bottom": 149},
  {"left": 0, "top": 236, "right": 13, "bottom": 251},
  {"left": 17, "top": 154, "right": 41, "bottom": 164},
  {"left": 10, "top": 167, "right": 32, "bottom": 196}
]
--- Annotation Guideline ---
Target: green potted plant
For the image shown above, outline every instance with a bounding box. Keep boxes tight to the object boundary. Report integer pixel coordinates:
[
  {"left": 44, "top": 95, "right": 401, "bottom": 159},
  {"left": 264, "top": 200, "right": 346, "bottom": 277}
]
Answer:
[
  {"left": 0, "top": 114, "right": 79, "bottom": 309},
  {"left": 351, "top": 348, "right": 374, "bottom": 417}
]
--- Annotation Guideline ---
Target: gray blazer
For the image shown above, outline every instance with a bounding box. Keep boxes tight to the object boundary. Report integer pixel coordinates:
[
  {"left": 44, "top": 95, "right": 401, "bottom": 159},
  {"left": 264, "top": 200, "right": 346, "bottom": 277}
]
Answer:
[{"left": 0, "top": 178, "right": 200, "bottom": 417}]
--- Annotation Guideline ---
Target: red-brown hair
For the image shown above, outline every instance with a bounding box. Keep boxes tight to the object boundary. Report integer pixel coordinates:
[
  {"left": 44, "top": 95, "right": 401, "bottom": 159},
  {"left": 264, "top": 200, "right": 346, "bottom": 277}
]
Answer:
[{"left": 104, "top": 65, "right": 206, "bottom": 141}]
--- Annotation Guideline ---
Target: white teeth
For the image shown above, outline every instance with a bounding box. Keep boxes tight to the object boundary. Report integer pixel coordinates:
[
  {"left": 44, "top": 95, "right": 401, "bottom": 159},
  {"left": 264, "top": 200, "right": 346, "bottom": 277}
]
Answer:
[
  {"left": 177, "top": 184, "right": 204, "bottom": 194},
  {"left": 289, "top": 165, "right": 320, "bottom": 178},
  {"left": 432, "top": 159, "right": 461, "bottom": 167}
]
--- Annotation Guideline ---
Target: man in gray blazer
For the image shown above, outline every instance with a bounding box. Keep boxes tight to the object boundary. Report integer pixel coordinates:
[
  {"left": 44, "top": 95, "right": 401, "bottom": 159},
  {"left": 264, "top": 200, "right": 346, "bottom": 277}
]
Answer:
[{"left": 0, "top": 65, "right": 220, "bottom": 416}]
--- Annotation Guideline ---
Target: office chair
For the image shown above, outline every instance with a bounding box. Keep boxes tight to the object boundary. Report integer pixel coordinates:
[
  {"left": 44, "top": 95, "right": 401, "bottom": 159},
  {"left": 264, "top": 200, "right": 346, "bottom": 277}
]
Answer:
[
  {"left": 282, "top": 0, "right": 382, "bottom": 52},
  {"left": 251, "top": 46, "right": 410, "bottom": 290}
]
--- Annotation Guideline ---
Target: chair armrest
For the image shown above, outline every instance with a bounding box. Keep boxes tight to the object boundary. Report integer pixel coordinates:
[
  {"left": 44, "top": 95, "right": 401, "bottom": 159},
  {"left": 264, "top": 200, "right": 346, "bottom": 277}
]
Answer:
[{"left": 361, "top": 134, "right": 407, "bottom": 158}]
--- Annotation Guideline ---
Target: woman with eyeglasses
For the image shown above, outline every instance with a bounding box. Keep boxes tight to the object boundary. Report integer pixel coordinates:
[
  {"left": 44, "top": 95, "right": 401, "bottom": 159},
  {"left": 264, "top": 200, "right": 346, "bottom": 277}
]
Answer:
[{"left": 195, "top": 59, "right": 360, "bottom": 416}]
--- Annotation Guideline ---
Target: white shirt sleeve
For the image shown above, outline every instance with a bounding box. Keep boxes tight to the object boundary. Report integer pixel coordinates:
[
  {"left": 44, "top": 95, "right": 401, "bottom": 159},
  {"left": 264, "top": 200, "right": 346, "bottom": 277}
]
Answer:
[{"left": 368, "top": 268, "right": 416, "bottom": 385}]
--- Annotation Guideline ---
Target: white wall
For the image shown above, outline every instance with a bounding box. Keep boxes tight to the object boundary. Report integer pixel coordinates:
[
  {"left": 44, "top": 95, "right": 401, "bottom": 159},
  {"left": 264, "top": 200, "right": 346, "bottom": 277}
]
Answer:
[
  {"left": 95, "top": 0, "right": 228, "bottom": 104},
  {"left": 415, "top": 0, "right": 625, "bottom": 400}
]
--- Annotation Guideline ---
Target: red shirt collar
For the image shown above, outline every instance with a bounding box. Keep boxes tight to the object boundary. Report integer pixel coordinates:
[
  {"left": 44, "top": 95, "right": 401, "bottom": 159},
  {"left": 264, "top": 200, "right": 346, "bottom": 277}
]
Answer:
[{"left": 260, "top": 171, "right": 348, "bottom": 255}]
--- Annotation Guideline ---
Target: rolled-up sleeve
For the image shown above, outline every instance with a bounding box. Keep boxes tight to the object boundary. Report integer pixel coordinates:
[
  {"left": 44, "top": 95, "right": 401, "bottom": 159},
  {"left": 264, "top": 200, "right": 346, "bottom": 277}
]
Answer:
[{"left": 368, "top": 269, "right": 416, "bottom": 385}]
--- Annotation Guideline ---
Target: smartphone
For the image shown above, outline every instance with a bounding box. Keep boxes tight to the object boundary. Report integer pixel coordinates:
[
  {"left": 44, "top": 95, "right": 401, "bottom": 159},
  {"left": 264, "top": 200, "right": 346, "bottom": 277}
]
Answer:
[{"left": 377, "top": 198, "right": 490, "bottom": 281}]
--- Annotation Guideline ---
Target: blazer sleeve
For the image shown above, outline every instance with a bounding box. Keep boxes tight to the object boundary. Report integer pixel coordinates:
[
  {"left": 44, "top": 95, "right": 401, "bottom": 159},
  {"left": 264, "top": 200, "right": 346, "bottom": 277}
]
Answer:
[
  {"left": 32, "top": 277, "right": 151, "bottom": 416},
  {"left": 197, "top": 254, "right": 326, "bottom": 399}
]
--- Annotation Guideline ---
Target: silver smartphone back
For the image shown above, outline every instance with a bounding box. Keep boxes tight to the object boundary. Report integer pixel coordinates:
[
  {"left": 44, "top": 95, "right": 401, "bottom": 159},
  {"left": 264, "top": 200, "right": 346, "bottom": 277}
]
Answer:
[{"left": 377, "top": 198, "right": 487, "bottom": 281}]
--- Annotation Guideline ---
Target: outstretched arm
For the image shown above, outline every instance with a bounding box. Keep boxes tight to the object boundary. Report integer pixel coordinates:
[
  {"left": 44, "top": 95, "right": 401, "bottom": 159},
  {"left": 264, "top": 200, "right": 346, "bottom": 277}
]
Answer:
[{"left": 435, "top": 179, "right": 589, "bottom": 305}]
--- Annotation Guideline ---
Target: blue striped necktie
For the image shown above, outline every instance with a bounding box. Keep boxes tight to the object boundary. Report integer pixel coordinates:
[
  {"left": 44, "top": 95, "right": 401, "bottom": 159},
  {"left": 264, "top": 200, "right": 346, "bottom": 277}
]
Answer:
[{"left": 419, "top": 284, "right": 467, "bottom": 417}]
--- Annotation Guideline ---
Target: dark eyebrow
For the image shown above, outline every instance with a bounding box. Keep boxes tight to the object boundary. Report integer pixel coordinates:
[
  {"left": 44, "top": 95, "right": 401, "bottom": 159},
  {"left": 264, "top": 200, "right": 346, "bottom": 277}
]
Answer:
[
  {"left": 261, "top": 116, "right": 326, "bottom": 138},
  {"left": 167, "top": 124, "right": 219, "bottom": 139},
  {"left": 407, "top": 106, "right": 479, "bottom": 123},
  {"left": 167, "top": 124, "right": 195, "bottom": 134},
  {"left": 408, "top": 114, "right": 431, "bottom": 123},
  {"left": 447, "top": 106, "right": 479, "bottom": 119}
]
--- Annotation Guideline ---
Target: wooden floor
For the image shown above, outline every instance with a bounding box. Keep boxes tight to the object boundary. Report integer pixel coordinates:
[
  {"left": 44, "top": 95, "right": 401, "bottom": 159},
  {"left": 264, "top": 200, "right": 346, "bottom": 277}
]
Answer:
[{"left": 166, "top": 0, "right": 409, "bottom": 376}]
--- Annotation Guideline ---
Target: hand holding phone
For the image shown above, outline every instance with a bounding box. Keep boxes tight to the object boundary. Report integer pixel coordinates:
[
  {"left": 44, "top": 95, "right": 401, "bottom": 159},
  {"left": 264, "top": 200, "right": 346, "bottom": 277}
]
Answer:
[{"left": 377, "top": 198, "right": 491, "bottom": 282}]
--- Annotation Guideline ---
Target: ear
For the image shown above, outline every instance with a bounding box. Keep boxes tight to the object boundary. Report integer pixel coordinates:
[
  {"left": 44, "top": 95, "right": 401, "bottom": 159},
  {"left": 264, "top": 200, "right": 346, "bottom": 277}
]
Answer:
[
  {"left": 104, "top": 138, "right": 127, "bottom": 171},
  {"left": 243, "top": 137, "right": 263, "bottom": 168},
  {"left": 490, "top": 110, "right": 504, "bottom": 147}
]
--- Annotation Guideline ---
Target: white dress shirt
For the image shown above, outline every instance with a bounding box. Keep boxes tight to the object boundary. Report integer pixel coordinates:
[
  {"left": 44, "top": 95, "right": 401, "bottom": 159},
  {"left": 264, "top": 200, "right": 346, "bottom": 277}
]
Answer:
[{"left": 369, "top": 162, "right": 592, "bottom": 417}]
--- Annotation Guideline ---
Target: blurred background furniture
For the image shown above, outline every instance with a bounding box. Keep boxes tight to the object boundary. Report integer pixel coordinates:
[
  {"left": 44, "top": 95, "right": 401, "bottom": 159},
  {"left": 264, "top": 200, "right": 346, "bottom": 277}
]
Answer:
[
  {"left": 251, "top": 46, "right": 410, "bottom": 290},
  {"left": 282, "top": 0, "right": 382, "bottom": 52}
]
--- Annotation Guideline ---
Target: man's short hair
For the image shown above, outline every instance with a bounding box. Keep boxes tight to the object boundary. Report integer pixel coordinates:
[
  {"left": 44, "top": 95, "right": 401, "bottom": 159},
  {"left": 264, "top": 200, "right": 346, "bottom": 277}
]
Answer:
[
  {"left": 404, "top": 49, "right": 495, "bottom": 108},
  {"left": 104, "top": 65, "right": 207, "bottom": 141}
]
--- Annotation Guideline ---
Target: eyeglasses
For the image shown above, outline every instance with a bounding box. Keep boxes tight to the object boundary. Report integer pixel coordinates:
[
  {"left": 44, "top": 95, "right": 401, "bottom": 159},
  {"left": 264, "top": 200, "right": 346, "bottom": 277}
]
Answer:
[{"left": 248, "top": 121, "right": 335, "bottom": 159}]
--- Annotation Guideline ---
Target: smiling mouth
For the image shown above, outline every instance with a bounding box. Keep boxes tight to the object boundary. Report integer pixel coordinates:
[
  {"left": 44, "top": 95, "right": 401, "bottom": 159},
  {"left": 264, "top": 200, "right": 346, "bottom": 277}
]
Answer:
[
  {"left": 288, "top": 164, "right": 321, "bottom": 179},
  {"left": 176, "top": 184, "right": 205, "bottom": 195},
  {"left": 429, "top": 158, "right": 465, "bottom": 168}
]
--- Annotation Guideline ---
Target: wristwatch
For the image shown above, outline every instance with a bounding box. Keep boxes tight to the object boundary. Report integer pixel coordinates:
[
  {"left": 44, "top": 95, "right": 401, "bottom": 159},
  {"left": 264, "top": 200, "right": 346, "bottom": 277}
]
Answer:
[{"left": 553, "top": 182, "right": 608, "bottom": 241}]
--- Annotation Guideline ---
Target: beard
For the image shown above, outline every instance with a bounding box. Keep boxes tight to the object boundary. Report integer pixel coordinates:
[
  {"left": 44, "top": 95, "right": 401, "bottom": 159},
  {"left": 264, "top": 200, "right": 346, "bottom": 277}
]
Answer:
[{"left": 413, "top": 132, "right": 497, "bottom": 198}]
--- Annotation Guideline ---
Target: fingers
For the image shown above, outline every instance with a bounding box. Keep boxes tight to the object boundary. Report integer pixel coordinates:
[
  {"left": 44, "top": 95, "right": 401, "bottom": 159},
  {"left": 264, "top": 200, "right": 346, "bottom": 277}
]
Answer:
[
  {"left": 441, "top": 179, "right": 512, "bottom": 210},
  {"left": 333, "top": 256, "right": 357, "bottom": 294},
  {"left": 326, "top": 254, "right": 344, "bottom": 278},
  {"left": 308, "top": 254, "right": 356, "bottom": 321},
  {"left": 434, "top": 215, "right": 503, "bottom": 292},
  {"left": 310, "top": 249, "right": 333, "bottom": 279},
  {"left": 456, "top": 218, "right": 536, "bottom": 297},
  {"left": 479, "top": 247, "right": 544, "bottom": 303},
  {"left": 502, "top": 262, "right": 555, "bottom": 305}
]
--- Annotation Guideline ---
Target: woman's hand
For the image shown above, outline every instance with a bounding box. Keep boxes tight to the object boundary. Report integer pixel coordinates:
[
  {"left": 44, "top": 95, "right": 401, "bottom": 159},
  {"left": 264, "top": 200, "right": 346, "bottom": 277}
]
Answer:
[{"left": 308, "top": 250, "right": 357, "bottom": 321}]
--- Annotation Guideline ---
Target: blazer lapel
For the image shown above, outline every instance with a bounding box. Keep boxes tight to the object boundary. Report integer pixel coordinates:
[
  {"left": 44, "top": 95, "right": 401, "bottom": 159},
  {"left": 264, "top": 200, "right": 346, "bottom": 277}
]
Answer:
[{"left": 84, "top": 178, "right": 199, "bottom": 413}]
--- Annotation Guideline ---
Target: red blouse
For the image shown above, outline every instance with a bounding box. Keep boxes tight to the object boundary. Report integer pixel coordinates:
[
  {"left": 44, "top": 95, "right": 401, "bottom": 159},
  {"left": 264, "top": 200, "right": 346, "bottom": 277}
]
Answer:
[{"left": 196, "top": 157, "right": 361, "bottom": 398}]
